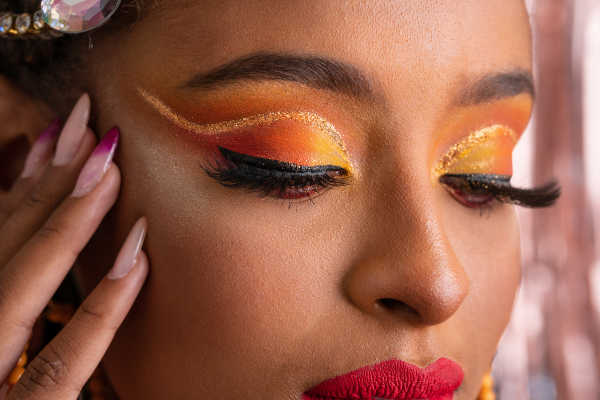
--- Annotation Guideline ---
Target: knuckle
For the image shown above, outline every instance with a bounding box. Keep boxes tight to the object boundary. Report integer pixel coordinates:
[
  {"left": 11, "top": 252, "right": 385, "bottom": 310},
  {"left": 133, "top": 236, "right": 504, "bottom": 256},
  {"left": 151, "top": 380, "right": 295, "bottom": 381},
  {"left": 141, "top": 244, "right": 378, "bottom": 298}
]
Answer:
[
  {"left": 77, "top": 300, "right": 105, "bottom": 326},
  {"left": 34, "top": 219, "right": 73, "bottom": 250},
  {"left": 23, "top": 187, "right": 57, "bottom": 213},
  {"left": 20, "top": 344, "right": 78, "bottom": 395},
  {"left": 33, "top": 218, "right": 79, "bottom": 259},
  {"left": 74, "top": 296, "right": 118, "bottom": 332},
  {"left": 36, "top": 224, "right": 63, "bottom": 243},
  {"left": 0, "top": 274, "right": 37, "bottom": 332}
]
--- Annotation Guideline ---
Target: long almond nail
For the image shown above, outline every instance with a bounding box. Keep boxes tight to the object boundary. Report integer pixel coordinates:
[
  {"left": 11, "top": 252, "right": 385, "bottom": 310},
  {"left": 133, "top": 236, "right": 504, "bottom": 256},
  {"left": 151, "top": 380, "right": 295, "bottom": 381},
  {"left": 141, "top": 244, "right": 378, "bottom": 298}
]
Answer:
[
  {"left": 71, "top": 127, "right": 119, "bottom": 197},
  {"left": 21, "top": 118, "right": 62, "bottom": 178},
  {"left": 53, "top": 93, "right": 91, "bottom": 166},
  {"left": 108, "top": 217, "right": 147, "bottom": 280}
]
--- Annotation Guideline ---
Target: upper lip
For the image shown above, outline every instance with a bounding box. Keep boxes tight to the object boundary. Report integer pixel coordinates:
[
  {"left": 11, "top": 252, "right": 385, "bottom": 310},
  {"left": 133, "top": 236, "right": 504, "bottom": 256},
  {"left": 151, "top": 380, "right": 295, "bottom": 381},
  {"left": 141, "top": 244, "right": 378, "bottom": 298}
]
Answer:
[{"left": 302, "top": 358, "right": 463, "bottom": 400}]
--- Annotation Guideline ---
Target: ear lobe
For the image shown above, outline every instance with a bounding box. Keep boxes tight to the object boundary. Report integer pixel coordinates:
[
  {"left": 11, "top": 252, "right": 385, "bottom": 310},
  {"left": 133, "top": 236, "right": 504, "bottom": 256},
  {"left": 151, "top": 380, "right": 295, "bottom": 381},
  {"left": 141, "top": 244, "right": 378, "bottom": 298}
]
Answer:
[{"left": 0, "top": 74, "right": 52, "bottom": 198}]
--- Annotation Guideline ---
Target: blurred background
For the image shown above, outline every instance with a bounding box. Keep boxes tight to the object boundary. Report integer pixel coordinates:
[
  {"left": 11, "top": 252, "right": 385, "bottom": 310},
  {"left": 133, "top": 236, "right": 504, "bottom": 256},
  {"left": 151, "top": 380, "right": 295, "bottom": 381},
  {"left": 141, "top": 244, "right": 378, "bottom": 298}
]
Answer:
[{"left": 494, "top": 0, "right": 600, "bottom": 399}]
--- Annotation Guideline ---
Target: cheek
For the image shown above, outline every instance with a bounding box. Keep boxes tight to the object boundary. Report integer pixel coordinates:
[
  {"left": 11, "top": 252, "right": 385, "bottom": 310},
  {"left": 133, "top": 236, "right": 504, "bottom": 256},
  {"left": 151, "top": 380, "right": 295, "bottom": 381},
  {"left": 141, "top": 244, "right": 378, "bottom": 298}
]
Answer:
[
  {"left": 435, "top": 187, "right": 520, "bottom": 399},
  {"left": 437, "top": 185, "right": 520, "bottom": 377},
  {"left": 441, "top": 188, "right": 520, "bottom": 326},
  {"left": 141, "top": 192, "right": 360, "bottom": 397},
  {"left": 107, "top": 132, "right": 360, "bottom": 396}
]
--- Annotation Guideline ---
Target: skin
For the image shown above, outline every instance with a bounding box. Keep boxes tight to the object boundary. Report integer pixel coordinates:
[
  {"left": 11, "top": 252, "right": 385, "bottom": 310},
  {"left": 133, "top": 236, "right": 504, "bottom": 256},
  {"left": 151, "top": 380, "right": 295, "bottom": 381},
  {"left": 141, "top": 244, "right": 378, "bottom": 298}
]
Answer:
[{"left": 0, "top": 0, "right": 533, "bottom": 399}]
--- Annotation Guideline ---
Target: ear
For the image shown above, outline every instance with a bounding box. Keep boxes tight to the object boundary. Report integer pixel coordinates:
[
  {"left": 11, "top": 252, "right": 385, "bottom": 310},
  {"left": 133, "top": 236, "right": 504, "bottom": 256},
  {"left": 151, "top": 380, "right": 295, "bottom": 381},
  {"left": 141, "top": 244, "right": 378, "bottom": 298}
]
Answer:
[{"left": 0, "top": 75, "right": 53, "bottom": 201}]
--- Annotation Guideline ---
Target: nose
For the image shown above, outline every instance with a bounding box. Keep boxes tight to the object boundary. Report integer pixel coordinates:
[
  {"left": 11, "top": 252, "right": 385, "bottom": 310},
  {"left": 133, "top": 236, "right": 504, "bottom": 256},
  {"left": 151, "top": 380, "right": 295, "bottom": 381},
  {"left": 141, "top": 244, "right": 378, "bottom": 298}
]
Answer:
[{"left": 346, "top": 185, "right": 470, "bottom": 326}]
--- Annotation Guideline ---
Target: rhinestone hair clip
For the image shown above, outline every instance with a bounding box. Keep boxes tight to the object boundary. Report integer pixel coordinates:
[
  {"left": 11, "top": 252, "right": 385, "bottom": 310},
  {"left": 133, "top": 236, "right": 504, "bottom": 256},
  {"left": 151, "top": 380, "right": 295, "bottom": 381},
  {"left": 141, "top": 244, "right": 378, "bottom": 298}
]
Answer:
[{"left": 0, "top": 0, "right": 121, "bottom": 38}]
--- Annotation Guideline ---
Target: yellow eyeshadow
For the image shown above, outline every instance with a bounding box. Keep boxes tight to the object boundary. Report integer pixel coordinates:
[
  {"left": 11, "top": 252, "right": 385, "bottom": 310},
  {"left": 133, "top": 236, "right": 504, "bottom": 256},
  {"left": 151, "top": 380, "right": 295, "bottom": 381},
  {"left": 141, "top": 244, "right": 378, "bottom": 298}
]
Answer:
[
  {"left": 139, "top": 89, "right": 352, "bottom": 171},
  {"left": 435, "top": 125, "right": 518, "bottom": 177}
]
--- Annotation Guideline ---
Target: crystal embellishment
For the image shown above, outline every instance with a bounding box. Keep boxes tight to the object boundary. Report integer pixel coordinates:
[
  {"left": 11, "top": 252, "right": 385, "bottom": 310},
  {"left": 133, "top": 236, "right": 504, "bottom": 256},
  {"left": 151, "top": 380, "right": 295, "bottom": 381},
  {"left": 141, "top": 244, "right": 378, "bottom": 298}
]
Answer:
[
  {"left": 0, "top": 13, "right": 13, "bottom": 34},
  {"left": 15, "top": 13, "right": 32, "bottom": 34},
  {"left": 41, "top": 0, "right": 121, "bottom": 33},
  {"left": 33, "top": 10, "right": 46, "bottom": 30}
]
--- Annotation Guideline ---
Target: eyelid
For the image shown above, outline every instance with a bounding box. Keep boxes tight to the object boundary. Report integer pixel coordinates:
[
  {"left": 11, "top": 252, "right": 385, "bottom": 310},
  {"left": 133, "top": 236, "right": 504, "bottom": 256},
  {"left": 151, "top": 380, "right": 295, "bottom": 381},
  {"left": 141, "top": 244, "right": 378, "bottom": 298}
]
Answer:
[
  {"left": 434, "top": 125, "right": 518, "bottom": 177},
  {"left": 204, "top": 146, "right": 351, "bottom": 200},
  {"left": 217, "top": 145, "right": 346, "bottom": 173},
  {"left": 139, "top": 88, "right": 353, "bottom": 172}
]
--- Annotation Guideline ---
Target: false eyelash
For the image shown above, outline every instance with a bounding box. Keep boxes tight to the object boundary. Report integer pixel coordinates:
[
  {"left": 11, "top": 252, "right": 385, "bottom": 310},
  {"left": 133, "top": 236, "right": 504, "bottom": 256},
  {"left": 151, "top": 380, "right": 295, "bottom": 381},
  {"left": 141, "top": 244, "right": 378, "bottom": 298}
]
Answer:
[
  {"left": 439, "top": 174, "right": 561, "bottom": 208},
  {"left": 202, "top": 146, "right": 351, "bottom": 198}
]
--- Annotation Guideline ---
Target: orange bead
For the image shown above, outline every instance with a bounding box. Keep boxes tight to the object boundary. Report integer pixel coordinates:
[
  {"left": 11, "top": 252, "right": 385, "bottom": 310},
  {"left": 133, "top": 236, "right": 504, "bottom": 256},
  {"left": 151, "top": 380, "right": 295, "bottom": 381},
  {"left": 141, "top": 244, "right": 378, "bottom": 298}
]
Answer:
[
  {"left": 479, "top": 391, "right": 496, "bottom": 400},
  {"left": 6, "top": 366, "right": 25, "bottom": 386},
  {"left": 481, "top": 373, "right": 494, "bottom": 388},
  {"left": 46, "top": 303, "right": 75, "bottom": 326},
  {"left": 16, "top": 352, "right": 27, "bottom": 367}
]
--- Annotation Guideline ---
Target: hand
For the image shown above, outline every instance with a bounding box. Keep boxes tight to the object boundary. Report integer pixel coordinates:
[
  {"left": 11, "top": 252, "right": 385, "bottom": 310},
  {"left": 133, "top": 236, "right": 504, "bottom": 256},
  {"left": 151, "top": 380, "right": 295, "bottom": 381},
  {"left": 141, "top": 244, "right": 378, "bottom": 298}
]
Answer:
[{"left": 0, "top": 94, "right": 149, "bottom": 399}]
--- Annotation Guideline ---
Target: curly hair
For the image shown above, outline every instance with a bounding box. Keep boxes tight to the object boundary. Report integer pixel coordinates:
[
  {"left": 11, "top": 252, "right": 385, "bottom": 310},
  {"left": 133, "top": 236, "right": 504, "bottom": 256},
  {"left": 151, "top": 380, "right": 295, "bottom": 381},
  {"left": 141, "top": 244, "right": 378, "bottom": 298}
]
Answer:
[{"left": 0, "top": 0, "right": 147, "bottom": 114}]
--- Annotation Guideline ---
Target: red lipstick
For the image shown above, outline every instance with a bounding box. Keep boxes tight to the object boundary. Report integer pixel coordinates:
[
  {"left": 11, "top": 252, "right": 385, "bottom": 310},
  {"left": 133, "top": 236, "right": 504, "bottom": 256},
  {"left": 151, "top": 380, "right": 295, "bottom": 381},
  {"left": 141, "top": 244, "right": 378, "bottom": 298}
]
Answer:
[{"left": 303, "top": 358, "right": 463, "bottom": 400}]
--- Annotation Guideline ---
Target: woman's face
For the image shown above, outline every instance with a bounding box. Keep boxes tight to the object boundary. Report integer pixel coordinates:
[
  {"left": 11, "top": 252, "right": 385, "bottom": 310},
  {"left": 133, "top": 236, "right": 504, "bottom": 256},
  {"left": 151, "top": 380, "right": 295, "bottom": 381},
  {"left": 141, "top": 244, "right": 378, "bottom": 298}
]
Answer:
[{"left": 76, "top": 0, "right": 532, "bottom": 398}]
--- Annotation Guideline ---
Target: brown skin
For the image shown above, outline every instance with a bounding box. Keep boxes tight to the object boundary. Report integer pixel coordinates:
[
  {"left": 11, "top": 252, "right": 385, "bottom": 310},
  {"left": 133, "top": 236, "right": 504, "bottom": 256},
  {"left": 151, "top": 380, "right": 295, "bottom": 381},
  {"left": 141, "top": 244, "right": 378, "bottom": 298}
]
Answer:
[{"left": 1, "top": 0, "right": 531, "bottom": 399}]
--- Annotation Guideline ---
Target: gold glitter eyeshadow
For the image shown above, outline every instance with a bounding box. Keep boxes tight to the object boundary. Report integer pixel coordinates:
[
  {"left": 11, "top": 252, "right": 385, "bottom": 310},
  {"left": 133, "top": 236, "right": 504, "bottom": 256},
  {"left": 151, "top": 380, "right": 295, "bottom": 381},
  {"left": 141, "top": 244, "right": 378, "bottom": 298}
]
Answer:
[
  {"left": 434, "top": 125, "right": 518, "bottom": 177},
  {"left": 139, "top": 88, "right": 350, "bottom": 166}
]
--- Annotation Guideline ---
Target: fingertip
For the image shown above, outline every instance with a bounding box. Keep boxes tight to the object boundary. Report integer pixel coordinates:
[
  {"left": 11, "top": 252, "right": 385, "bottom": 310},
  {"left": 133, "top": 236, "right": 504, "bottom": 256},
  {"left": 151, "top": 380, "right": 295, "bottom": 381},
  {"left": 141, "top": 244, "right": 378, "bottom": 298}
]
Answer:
[
  {"left": 136, "top": 250, "right": 150, "bottom": 282},
  {"left": 104, "top": 161, "right": 122, "bottom": 187},
  {"left": 108, "top": 217, "right": 147, "bottom": 281},
  {"left": 112, "top": 249, "right": 149, "bottom": 300}
]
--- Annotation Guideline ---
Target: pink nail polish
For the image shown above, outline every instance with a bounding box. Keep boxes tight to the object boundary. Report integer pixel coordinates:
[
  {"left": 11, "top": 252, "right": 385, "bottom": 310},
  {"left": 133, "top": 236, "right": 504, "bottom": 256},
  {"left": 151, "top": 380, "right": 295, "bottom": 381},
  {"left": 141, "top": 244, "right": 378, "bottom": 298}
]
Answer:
[
  {"left": 71, "top": 127, "right": 119, "bottom": 198},
  {"left": 21, "top": 118, "right": 62, "bottom": 178},
  {"left": 108, "top": 217, "right": 147, "bottom": 280},
  {"left": 53, "top": 93, "right": 91, "bottom": 166}
]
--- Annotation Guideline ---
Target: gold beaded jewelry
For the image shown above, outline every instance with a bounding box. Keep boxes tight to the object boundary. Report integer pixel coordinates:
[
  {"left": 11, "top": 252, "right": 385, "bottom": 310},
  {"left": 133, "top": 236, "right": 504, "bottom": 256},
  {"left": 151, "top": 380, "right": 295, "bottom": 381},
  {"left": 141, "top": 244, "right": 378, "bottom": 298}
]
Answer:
[
  {"left": 478, "top": 369, "right": 496, "bottom": 400},
  {"left": 5, "top": 338, "right": 28, "bottom": 395},
  {"left": 4, "top": 301, "right": 75, "bottom": 394},
  {"left": 0, "top": 0, "right": 122, "bottom": 38},
  {"left": 0, "top": 11, "right": 57, "bottom": 38}
]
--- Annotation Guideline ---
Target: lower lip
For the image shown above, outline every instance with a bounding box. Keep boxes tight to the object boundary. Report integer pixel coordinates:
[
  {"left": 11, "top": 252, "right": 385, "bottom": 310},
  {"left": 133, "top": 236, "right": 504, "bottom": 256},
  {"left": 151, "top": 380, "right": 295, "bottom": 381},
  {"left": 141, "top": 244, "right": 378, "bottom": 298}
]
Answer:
[{"left": 303, "top": 358, "right": 463, "bottom": 400}]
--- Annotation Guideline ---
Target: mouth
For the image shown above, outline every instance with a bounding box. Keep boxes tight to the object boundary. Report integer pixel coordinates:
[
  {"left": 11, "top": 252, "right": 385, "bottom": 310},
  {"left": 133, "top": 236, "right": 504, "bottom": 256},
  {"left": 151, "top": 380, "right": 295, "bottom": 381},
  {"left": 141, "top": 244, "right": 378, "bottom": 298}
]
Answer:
[{"left": 302, "top": 358, "right": 463, "bottom": 400}]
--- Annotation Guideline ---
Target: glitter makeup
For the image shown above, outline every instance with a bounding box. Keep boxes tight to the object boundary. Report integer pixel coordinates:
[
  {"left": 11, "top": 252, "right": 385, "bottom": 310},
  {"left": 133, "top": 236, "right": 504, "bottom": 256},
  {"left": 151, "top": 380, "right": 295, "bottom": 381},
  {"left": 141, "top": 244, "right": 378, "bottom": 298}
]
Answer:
[
  {"left": 139, "top": 89, "right": 352, "bottom": 172},
  {"left": 436, "top": 125, "right": 560, "bottom": 209},
  {"left": 434, "top": 125, "right": 517, "bottom": 177}
]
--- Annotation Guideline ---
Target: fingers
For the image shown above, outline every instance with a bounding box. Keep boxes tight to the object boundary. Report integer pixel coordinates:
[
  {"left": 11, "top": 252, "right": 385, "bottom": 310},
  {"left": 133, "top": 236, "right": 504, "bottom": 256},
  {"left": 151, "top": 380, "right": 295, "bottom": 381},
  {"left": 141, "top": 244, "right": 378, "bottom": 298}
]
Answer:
[
  {"left": 0, "top": 93, "right": 90, "bottom": 228},
  {"left": 0, "top": 130, "right": 120, "bottom": 383},
  {"left": 0, "top": 95, "right": 94, "bottom": 267},
  {"left": 7, "top": 219, "right": 149, "bottom": 400},
  {"left": 0, "top": 119, "right": 62, "bottom": 227}
]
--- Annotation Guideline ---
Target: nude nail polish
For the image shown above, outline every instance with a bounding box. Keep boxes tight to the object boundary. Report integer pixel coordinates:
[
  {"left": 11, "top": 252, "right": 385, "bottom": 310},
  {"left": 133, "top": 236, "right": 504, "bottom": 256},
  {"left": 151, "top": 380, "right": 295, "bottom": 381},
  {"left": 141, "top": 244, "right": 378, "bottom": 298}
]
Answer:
[
  {"left": 53, "top": 93, "right": 91, "bottom": 166},
  {"left": 108, "top": 217, "right": 147, "bottom": 280},
  {"left": 71, "top": 127, "right": 119, "bottom": 197},
  {"left": 21, "top": 118, "right": 62, "bottom": 178}
]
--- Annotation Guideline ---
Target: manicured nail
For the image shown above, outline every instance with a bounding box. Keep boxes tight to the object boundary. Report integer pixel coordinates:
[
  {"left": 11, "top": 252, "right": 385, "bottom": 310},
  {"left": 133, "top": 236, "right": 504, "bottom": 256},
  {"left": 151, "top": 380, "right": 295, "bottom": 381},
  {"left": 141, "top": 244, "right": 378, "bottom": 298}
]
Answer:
[
  {"left": 21, "top": 118, "right": 62, "bottom": 178},
  {"left": 71, "top": 127, "right": 119, "bottom": 197},
  {"left": 108, "top": 217, "right": 147, "bottom": 280},
  {"left": 53, "top": 93, "right": 91, "bottom": 166}
]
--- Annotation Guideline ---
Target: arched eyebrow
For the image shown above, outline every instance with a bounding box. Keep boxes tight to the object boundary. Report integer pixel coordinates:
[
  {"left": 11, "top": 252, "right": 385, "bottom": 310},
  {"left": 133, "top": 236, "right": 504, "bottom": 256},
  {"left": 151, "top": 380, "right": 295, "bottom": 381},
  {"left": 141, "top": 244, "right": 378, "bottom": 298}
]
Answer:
[
  {"left": 453, "top": 70, "right": 535, "bottom": 107},
  {"left": 180, "top": 52, "right": 534, "bottom": 106},
  {"left": 180, "top": 52, "right": 373, "bottom": 100}
]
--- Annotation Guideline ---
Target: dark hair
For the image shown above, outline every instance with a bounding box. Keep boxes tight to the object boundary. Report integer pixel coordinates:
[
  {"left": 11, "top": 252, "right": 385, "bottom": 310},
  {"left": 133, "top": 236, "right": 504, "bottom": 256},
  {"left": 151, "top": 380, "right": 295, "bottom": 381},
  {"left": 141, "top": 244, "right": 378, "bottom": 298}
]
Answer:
[{"left": 0, "top": 0, "right": 146, "bottom": 114}]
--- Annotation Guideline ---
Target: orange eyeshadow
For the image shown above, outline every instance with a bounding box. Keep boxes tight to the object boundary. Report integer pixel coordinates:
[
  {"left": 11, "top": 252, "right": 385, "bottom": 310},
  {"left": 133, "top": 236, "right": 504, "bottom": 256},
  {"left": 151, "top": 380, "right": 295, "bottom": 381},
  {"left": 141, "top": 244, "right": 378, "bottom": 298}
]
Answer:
[
  {"left": 140, "top": 89, "right": 352, "bottom": 172},
  {"left": 435, "top": 125, "right": 517, "bottom": 177}
]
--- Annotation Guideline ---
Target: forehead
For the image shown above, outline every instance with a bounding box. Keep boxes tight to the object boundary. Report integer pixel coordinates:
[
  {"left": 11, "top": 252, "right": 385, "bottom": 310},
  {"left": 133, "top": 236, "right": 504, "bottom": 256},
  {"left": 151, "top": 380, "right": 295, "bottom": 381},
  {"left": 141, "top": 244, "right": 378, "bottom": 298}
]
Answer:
[
  {"left": 119, "top": 0, "right": 532, "bottom": 121},
  {"left": 137, "top": 0, "right": 531, "bottom": 72}
]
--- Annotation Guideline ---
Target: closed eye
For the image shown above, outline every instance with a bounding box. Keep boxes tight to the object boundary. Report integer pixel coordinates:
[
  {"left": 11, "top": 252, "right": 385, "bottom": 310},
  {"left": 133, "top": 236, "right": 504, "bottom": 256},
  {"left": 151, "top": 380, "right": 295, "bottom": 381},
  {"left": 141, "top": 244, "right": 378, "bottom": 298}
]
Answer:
[
  {"left": 202, "top": 146, "right": 351, "bottom": 200},
  {"left": 439, "top": 174, "right": 560, "bottom": 209}
]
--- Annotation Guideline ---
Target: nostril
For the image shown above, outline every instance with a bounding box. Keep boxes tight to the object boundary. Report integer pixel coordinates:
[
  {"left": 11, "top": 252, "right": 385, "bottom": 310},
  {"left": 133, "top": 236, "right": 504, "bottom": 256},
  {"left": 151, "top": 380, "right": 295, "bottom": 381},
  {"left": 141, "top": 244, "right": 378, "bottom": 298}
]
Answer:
[{"left": 377, "top": 298, "right": 420, "bottom": 318}]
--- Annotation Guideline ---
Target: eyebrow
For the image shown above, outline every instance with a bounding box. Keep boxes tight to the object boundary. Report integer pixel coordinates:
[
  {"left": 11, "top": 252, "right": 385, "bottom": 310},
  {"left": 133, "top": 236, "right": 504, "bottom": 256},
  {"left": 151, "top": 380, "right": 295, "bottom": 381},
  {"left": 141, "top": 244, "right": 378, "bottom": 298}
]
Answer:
[
  {"left": 180, "top": 52, "right": 372, "bottom": 99},
  {"left": 454, "top": 70, "right": 535, "bottom": 107},
  {"left": 181, "top": 52, "right": 534, "bottom": 106}
]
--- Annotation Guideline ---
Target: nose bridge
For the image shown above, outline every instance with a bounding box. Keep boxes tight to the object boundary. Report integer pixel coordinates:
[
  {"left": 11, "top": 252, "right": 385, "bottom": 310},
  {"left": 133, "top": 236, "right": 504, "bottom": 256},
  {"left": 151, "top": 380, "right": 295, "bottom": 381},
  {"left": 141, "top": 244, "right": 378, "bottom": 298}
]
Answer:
[{"left": 347, "top": 171, "right": 470, "bottom": 326}]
